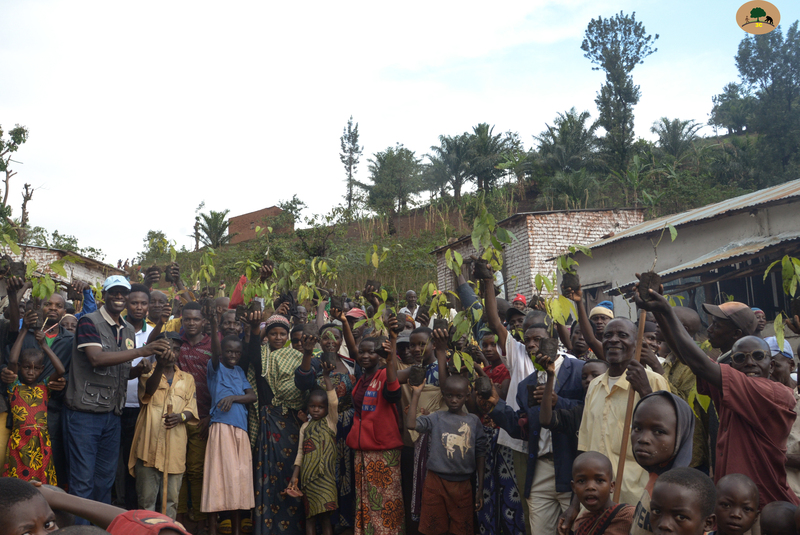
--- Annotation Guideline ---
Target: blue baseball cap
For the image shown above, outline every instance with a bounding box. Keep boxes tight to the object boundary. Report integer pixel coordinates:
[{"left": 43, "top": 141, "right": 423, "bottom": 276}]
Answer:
[
  {"left": 765, "top": 336, "right": 794, "bottom": 360},
  {"left": 103, "top": 275, "right": 131, "bottom": 292}
]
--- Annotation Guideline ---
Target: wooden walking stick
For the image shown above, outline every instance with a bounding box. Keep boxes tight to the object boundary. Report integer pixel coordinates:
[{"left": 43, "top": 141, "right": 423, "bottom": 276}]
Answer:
[
  {"left": 162, "top": 402, "right": 173, "bottom": 515},
  {"left": 612, "top": 308, "right": 648, "bottom": 502}
]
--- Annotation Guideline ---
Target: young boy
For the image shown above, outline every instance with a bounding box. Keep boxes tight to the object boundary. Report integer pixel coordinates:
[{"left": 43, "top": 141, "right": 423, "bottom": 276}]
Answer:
[
  {"left": 128, "top": 334, "right": 198, "bottom": 518},
  {"left": 0, "top": 477, "right": 59, "bottom": 535},
  {"left": 760, "top": 501, "right": 798, "bottom": 535},
  {"left": 712, "top": 474, "right": 759, "bottom": 535},
  {"left": 569, "top": 452, "right": 634, "bottom": 535},
  {"left": 407, "top": 375, "right": 487, "bottom": 535},
  {"left": 649, "top": 467, "right": 716, "bottom": 535}
]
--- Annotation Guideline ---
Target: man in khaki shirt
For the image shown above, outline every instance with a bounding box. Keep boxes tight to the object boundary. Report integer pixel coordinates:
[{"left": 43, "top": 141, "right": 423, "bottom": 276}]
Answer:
[{"left": 576, "top": 318, "right": 671, "bottom": 506}]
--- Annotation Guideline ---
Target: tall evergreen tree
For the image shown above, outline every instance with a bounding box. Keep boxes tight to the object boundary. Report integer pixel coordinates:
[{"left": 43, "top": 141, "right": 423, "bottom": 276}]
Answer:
[
  {"left": 339, "top": 116, "right": 363, "bottom": 212},
  {"left": 581, "top": 11, "right": 658, "bottom": 173}
]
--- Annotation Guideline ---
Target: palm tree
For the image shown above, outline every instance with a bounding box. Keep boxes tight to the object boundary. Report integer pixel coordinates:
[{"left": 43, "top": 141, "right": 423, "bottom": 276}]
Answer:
[
  {"left": 609, "top": 154, "right": 653, "bottom": 206},
  {"left": 548, "top": 169, "right": 598, "bottom": 209},
  {"left": 650, "top": 117, "right": 702, "bottom": 160},
  {"left": 468, "top": 123, "right": 510, "bottom": 192},
  {"left": 428, "top": 133, "right": 473, "bottom": 202},
  {"left": 197, "top": 209, "right": 234, "bottom": 248},
  {"left": 535, "top": 108, "right": 602, "bottom": 174}
]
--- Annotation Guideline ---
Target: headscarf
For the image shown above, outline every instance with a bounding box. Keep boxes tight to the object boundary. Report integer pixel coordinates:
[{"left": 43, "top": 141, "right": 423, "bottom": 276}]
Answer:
[
  {"left": 632, "top": 390, "right": 695, "bottom": 475},
  {"left": 263, "top": 314, "right": 291, "bottom": 335}
]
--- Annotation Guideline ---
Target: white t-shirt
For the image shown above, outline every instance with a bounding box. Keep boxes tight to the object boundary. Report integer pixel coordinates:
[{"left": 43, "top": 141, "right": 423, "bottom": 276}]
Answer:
[
  {"left": 124, "top": 324, "right": 153, "bottom": 408},
  {"left": 498, "top": 334, "right": 535, "bottom": 452}
]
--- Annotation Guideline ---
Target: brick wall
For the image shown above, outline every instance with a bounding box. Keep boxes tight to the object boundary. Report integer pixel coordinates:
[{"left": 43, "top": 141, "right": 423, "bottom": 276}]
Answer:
[
  {"left": 433, "top": 209, "right": 644, "bottom": 307},
  {"left": 528, "top": 210, "right": 644, "bottom": 297},
  {"left": 229, "top": 206, "right": 291, "bottom": 244}
]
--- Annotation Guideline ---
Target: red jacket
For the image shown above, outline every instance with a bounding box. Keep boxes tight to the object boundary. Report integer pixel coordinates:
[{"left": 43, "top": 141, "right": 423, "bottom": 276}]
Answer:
[{"left": 346, "top": 368, "right": 403, "bottom": 451}]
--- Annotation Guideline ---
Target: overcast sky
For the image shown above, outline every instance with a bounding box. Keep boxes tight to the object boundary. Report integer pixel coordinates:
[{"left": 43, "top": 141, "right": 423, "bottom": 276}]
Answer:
[{"left": 2, "top": 0, "right": 796, "bottom": 265}]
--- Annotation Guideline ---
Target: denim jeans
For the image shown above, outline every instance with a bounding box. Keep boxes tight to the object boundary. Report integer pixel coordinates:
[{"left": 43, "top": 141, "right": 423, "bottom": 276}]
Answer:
[{"left": 64, "top": 408, "right": 121, "bottom": 524}]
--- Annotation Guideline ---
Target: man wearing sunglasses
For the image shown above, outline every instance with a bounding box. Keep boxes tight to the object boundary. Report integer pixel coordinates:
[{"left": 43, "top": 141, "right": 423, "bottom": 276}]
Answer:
[{"left": 636, "top": 285, "right": 800, "bottom": 510}]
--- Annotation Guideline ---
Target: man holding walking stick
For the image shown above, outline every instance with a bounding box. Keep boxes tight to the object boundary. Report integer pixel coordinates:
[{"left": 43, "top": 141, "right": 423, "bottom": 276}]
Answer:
[{"left": 559, "top": 307, "right": 670, "bottom": 534}]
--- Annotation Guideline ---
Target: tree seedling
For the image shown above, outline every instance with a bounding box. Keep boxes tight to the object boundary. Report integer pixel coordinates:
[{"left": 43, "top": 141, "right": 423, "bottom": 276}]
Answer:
[
  {"left": 556, "top": 244, "right": 592, "bottom": 295},
  {"left": 408, "top": 365, "right": 426, "bottom": 387},
  {"left": 638, "top": 223, "right": 677, "bottom": 301},
  {"left": 763, "top": 254, "right": 800, "bottom": 350},
  {"left": 475, "top": 376, "right": 492, "bottom": 398},
  {"left": 320, "top": 350, "right": 337, "bottom": 368},
  {"left": 539, "top": 338, "right": 559, "bottom": 360}
]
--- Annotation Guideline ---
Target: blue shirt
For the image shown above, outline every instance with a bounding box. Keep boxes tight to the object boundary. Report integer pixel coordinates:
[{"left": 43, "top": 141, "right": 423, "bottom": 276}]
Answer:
[{"left": 207, "top": 360, "right": 251, "bottom": 432}]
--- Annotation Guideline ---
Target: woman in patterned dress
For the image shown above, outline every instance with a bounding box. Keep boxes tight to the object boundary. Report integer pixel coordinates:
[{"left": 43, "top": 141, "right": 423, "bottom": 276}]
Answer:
[{"left": 295, "top": 311, "right": 360, "bottom": 530}]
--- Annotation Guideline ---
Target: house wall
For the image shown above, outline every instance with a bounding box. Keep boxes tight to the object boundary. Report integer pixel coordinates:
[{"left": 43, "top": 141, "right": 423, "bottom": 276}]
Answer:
[
  {"left": 527, "top": 210, "right": 644, "bottom": 298},
  {"left": 433, "top": 209, "right": 644, "bottom": 307},
  {"left": 228, "top": 206, "right": 287, "bottom": 244},
  {"left": 575, "top": 201, "right": 800, "bottom": 319}
]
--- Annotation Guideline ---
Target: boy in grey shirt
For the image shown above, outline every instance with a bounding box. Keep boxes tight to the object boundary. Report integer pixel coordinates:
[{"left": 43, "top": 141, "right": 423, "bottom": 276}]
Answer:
[{"left": 407, "top": 374, "right": 487, "bottom": 535}]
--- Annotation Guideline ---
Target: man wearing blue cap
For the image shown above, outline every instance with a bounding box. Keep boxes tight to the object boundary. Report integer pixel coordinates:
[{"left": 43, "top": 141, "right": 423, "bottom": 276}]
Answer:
[{"left": 64, "top": 275, "right": 170, "bottom": 520}]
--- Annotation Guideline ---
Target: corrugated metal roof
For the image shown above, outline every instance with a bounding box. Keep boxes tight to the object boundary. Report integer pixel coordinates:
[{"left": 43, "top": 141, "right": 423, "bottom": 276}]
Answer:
[
  {"left": 586, "top": 179, "right": 800, "bottom": 250},
  {"left": 612, "top": 231, "right": 800, "bottom": 290}
]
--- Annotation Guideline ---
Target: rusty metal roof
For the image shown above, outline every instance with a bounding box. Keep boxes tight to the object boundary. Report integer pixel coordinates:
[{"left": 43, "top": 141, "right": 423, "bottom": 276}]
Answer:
[
  {"left": 611, "top": 231, "right": 800, "bottom": 291},
  {"left": 660, "top": 231, "right": 800, "bottom": 278},
  {"left": 586, "top": 179, "right": 800, "bottom": 250}
]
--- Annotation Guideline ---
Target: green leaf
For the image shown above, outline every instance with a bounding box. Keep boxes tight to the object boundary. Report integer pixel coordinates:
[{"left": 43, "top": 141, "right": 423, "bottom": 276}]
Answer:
[
  {"left": 764, "top": 259, "right": 781, "bottom": 281},
  {"left": 371, "top": 251, "right": 379, "bottom": 269},
  {"left": 667, "top": 224, "right": 678, "bottom": 242},
  {"left": 575, "top": 244, "right": 592, "bottom": 257},
  {"left": 50, "top": 260, "right": 67, "bottom": 278},
  {"left": 26, "top": 260, "right": 37, "bottom": 279},
  {"left": 495, "top": 227, "right": 512, "bottom": 244},
  {"left": 453, "top": 352, "right": 462, "bottom": 372},
  {"left": 453, "top": 251, "right": 463, "bottom": 268},
  {"left": 3, "top": 234, "right": 20, "bottom": 256},
  {"left": 775, "top": 313, "right": 785, "bottom": 354}
]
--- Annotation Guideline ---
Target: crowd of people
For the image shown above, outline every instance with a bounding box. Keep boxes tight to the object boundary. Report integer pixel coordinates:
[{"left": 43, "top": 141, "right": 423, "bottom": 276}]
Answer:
[{"left": 2, "top": 258, "right": 800, "bottom": 535}]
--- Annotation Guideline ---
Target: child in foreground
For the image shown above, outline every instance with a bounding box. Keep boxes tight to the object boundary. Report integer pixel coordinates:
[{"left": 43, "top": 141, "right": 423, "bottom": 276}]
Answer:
[
  {"left": 3, "top": 327, "right": 65, "bottom": 484},
  {"left": 711, "top": 473, "right": 759, "bottom": 535},
  {"left": 630, "top": 391, "right": 695, "bottom": 535},
  {"left": 0, "top": 476, "right": 59, "bottom": 534},
  {"left": 201, "top": 331, "right": 257, "bottom": 535},
  {"left": 569, "top": 451, "right": 634, "bottom": 535},
  {"left": 649, "top": 467, "right": 716, "bottom": 535},
  {"left": 760, "top": 501, "right": 798, "bottom": 535},
  {"left": 407, "top": 374, "right": 486, "bottom": 535},
  {"left": 289, "top": 362, "right": 339, "bottom": 535}
]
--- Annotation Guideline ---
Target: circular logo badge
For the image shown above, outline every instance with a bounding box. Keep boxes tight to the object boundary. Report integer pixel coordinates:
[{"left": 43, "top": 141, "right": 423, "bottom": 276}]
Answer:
[{"left": 737, "top": 1, "right": 780, "bottom": 34}]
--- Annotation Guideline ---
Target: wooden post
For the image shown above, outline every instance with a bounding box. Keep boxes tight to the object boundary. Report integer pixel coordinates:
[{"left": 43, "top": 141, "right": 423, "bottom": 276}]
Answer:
[
  {"left": 162, "top": 402, "right": 173, "bottom": 515},
  {"left": 612, "top": 309, "right": 648, "bottom": 502}
]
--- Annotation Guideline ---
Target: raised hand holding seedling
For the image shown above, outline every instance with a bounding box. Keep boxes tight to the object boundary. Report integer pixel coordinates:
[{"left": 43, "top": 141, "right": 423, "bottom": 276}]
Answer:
[
  {"left": 276, "top": 301, "right": 291, "bottom": 317},
  {"left": 301, "top": 333, "right": 317, "bottom": 354},
  {"left": 386, "top": 314, "right": 399, "bottom": 339},
  {"left": 22, "top": 309, "right": 38, "bottom": 330},
  {"left": 632, "top": 274, "right": 670, "bottom": 314},
  {"left": 431, "top": 328, "right": 449, "bottom": 352},
  {"left": 330, "top": 307, "right": 345, "bottom": 322}
]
